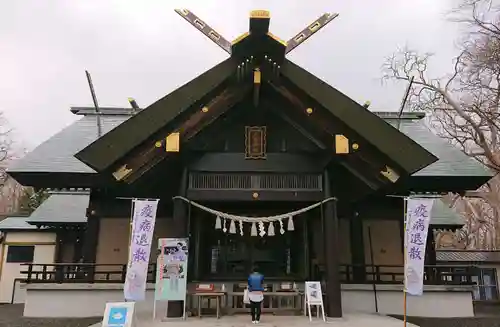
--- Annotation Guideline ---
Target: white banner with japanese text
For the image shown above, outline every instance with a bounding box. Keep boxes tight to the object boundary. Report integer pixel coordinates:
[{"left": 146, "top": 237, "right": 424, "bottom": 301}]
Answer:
[
  {"left": 404, "top": 198, "right": 434, "bottom": 296},
  {"left": 124, "top": 199, "right": 159, "bottom": 301}
]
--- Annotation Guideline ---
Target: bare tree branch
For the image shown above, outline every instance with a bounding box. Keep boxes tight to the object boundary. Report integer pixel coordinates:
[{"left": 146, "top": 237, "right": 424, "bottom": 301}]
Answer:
[{"left": 383, "top": 0, "right": 500, "bottom": 248}]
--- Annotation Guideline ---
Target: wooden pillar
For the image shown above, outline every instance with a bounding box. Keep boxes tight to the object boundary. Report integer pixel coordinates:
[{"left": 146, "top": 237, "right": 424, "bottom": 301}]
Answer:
[
  {"left": 73, "top": 229, "right": 84, "bottom": 263},
  {"left": 82, "top": 203, "right": 101, "bottom": 283},
  {"left": 322, "top": 170, "right": 342, "bottom": 318},
  {"left": 350, "top": 211, "right": 365, "bottom": 282},
  {"left": 425, "top": 228, "right": 437, "bottom": 264},
  {"left": 54, "top": 229, "right": 65, "bottom": 282},
  {"left": 192, "top": 214, "right": 202, "bottom": 281},
  {"left": 83, "top": 205, "right": 101, "bottom": 264},
  {"left": 55, "top": 230, "right": 65, "bottom": 263},
  {"left": 171, "top": 169, "right": 189, "bottom": 237},
  {"left": 425, "top": 228, "right": 437, "bottom": 282},
  {"left": 399, "top": 217, "right": 405, "bottom": 254},
  {"left": 167, "top": 168, "right": 189, "bottom": 318},
  {"left": 303, "top": 215, "right": 310, "bottom": 279}
]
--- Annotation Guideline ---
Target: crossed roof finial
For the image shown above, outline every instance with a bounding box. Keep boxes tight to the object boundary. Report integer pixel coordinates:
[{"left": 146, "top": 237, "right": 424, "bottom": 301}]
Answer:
[{"left": 174, "top": 9, "right": 338, "bottom": 57}]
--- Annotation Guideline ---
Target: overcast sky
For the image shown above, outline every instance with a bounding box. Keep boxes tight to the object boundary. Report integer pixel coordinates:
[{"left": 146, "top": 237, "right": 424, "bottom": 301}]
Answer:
[{"left": 0, "top": 0, "right": 460, "bottom": 150}]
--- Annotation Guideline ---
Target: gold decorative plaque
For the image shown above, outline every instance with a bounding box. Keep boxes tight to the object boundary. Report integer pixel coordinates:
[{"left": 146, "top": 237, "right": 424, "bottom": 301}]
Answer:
[
  {"left": 335, "top": 134, "right": 349, "bottom": 154},
  {"left": 166, "top": 132, "right": 180, "bottom": 152},
  {"left": 245, "top": 126, "right": 267, "bottom": 159}
]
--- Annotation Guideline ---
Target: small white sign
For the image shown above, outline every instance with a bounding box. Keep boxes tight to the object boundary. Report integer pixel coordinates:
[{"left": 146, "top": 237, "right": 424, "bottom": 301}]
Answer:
[
  {"left": 102, "top": 302, "right": 135, "bottom": 327},
  {"left": 304, "top": 281, "right": 325, "bottom": 322},
  {"left": 305, "top": 281, "right": 323, "bottom": 305}
]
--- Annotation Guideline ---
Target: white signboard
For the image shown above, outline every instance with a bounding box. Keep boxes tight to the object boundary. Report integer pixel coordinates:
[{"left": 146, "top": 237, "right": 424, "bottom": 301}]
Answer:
[
  {"left": 102, "top": 302, "right": 135, "bottom": 327},
  {"left": 155, "top": 238, "right": 189, "bottom": 301},
  {"left": 304, "top": 281, "right": 325, "bottom": 321},
  {"left": 153, "top": 238, "right": 189, "bottom": 320},
  {"left": 124, "top": 199, "right": 159, "bottom": 301},
  {"left": 404, "top": 198, "right": 434, "bottom": 296}
]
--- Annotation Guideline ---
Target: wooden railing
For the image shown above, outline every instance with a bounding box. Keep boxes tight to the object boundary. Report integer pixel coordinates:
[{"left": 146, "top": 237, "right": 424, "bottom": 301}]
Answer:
[
  {"left": 22, "top": 263, "right": 478, "bottom": 285},
  {"left": 340, "top": 264, "right": 477, "bottom": 285},
  {"left": 21, "top": 263, "right": 157, "bottom": 284}
]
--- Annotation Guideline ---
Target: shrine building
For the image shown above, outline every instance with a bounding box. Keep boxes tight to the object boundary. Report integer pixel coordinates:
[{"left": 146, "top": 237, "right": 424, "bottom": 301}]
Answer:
[{"left": 0, "top": 9, "right": 494, "bottom": 319}]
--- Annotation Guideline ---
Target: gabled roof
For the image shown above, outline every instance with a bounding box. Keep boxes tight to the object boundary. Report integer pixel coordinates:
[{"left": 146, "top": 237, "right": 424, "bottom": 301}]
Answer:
[
  {"left": 7, "top": 110, "right": 489, "bottom": 183},
  {"left": 74, "top": 60, "right": 437, "bottom": 177},
  {"left": 26, "top": 190, "right": 89, "bottom": 225},
  {"left": 71, "top": 11, "right": 438, "bottom": 178},
  {"left": 279, "top": 60, "right": 437, "bottom": 175},
  {"left": 9, "top": 11, "right": 492, "bottom": 192},
  {"left": 75, "top": 58, "right": 237, "bottom": 172}
]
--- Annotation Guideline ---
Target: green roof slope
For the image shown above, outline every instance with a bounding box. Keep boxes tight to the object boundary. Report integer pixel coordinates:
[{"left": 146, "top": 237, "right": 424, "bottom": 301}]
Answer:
[
  {"left": 7, "top": 110, "right": 492, "bottom": 181},
  {"left": 26, "top": 191, "right": 89, "bottom": 225},
  {"left": 0, "top": 216, "right": 38, "bottom": 230},
  {"left": 387, "top": 118, "right": 492, "bottom": 178},
  {"left": 430, "top": 199, "right": 464, "bottom": 226},
  {"left": 8, "top": 115, "right": 126, "bottom": 173}
]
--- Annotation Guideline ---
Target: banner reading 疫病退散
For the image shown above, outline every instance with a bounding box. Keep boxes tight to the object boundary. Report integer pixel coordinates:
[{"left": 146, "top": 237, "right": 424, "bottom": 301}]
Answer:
[
  {"left": 155, "top": 238, "right": 189, "bottom": 302},
  {"left": 124, "top": 199, "right": 159, "bottom": 302},
  {"left": 404, "top": 198, "right": 434, "bottom": 296}
]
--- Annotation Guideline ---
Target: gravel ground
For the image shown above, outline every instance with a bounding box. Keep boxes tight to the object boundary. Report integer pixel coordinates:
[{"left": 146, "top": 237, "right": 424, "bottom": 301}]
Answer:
[
  {"left": 0, "top": 304, "right": 101, "bottom": 327},
  {"left": 392, "top": 315, "right": 500, "bottom": 327}
]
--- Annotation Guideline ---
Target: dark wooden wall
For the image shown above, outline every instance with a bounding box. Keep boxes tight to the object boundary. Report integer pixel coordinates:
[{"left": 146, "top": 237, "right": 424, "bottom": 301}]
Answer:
[{"left": 187, "top": 99, "right": 319, "bottom": 154}]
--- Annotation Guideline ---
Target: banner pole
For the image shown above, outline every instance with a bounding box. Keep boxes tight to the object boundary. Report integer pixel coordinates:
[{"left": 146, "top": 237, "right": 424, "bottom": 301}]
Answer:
[
  {"left": 367, "top": 225, "right": 378, "bottom": 313},
  {"left": 128, "top": 199, "right": 135, "bottom": 262},
  {"left": 125, "top": 199, "right": 136, "bottom": 302},
  {"left": 403, "top": 197, "right": 408, "bottom": 327}
]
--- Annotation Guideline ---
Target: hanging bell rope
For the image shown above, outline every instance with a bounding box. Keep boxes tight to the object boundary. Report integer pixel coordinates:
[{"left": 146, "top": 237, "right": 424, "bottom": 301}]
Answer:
[{"left": 172, "top": 196, "right": 337, "bottom": 223}]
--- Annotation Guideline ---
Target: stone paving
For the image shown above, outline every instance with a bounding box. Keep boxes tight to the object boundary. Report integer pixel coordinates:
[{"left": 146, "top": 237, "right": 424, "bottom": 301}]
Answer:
[
  {"left": 90, "top": 313, "right": 418, "bottom": 327},
  {"left": 0, "top": 304, "right": 101, "bottom": 327}
]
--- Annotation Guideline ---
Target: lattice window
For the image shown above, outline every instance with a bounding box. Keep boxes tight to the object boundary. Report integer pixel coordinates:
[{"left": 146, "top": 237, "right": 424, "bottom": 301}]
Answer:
[{"left": 189, "top": 173, "right": 322, "bottom": 191}]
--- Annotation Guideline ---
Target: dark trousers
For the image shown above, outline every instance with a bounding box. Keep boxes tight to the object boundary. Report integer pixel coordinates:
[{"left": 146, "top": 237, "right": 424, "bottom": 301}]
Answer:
[{"left": 250, "top": 300, "right": 262, "bottom": 321}]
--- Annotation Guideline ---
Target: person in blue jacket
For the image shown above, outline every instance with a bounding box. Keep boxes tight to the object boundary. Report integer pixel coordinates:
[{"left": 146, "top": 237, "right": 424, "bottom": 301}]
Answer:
[{"left": 247, "top": 266, "right": 264, "bottom": 324}]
